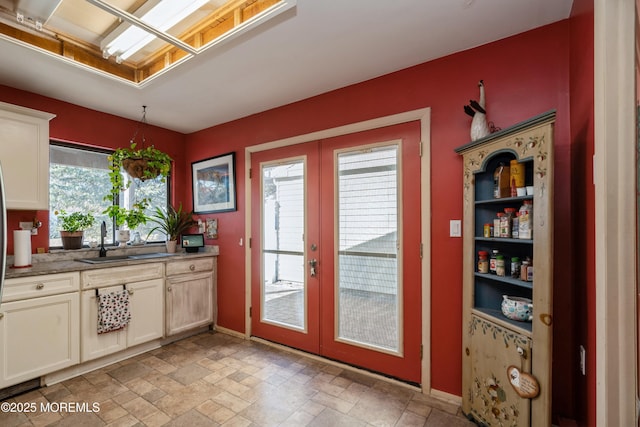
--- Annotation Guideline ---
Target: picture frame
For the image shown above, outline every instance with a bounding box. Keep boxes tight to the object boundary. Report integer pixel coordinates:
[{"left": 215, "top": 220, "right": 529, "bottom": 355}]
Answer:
[{"left": 192, "top": 152, "right": 237, "bottom": 213}]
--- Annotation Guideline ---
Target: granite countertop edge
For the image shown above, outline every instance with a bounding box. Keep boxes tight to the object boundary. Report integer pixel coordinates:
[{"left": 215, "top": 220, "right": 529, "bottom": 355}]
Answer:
[{"left": 5, "top": 245, "right": 220, "bottom": 279}]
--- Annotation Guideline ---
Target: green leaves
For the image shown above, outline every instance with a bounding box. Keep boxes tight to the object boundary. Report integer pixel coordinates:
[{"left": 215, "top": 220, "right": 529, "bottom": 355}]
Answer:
[
  {"left": 55, "top": 210, "right": 96, "bottom": 232},
  {"left": 146, "top": 203, "right": 196, "bottom": 241}
]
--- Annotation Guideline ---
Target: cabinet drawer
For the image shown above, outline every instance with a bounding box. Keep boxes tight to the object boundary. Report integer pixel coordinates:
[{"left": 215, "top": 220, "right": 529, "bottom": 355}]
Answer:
[
  {"left": 2, "top": 272, "right": 80, "bottom": 302},
  {"left": 81, "top": 263, "right": 164, "bottom": 289},
  {"left": 166, "top": 257, "right": 213, "bottom": 276}
]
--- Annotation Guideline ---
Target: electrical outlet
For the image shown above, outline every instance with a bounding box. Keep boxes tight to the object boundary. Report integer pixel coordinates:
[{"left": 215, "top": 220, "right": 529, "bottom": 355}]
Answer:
[
  {"left": 579, "top": 345, "right": 586, "bottom": 375},
  {"left": 449, "top": 220, "right": 462, "bottom": 237}
]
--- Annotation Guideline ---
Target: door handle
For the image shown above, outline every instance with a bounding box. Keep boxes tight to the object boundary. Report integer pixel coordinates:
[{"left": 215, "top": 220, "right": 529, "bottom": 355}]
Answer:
[{"left": 309, "top": 259, "right": 318, "bottom": 277}]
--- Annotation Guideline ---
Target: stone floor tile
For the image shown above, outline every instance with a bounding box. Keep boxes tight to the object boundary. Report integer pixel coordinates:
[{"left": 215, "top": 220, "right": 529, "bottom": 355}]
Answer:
[
  {"left": 107, "top": 362, "right": 152, "bottom": 384},
  {"left": 163, "top": 409, "right": 216, "bottom": 427},
  {"left": 307, "top": 408, "right": 367, "bottom": 427},
  {"left": 425, "top": 408, "right": 476, "bottom": 426},
  {"left": 396, "top": 410, "right": 428, "bottom": 427},
  {"left": 0, "top": 331, "right": 474, "bottom": 427}
]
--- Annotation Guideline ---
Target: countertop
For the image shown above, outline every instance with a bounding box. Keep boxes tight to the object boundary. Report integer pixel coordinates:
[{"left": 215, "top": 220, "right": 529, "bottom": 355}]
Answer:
[{"left": 5, "top": 245, "right": 219, "bottom": 279}]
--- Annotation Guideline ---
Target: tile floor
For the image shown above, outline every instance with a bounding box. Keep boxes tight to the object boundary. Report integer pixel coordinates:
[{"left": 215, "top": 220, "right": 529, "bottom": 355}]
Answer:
[{"left": 0, "top": 331, "right": 475, "bottom": 427}]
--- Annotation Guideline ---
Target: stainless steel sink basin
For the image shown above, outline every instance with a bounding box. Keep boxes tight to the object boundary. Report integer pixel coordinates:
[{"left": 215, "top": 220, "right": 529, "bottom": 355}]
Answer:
[{"left": 77, "top": 253, "right": 178, "bottom": 264}]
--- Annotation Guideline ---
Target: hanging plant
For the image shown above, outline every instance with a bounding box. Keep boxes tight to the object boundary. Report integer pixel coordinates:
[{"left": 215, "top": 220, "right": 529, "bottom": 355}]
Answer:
[
  {"left": 107, "top": 106, "right": 172, "bottom": 193},
  {"left": 103, "top": 106, "right": 172, "bottom": 229}
]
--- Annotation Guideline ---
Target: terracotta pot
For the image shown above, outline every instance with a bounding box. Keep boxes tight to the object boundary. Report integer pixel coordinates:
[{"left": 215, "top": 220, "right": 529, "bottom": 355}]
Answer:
[
  {"left": 122, "top": 158, "right": 160, "bottom": 181},
  {"left": 60, "top": 230, "right": 84, "bottom": 250}
]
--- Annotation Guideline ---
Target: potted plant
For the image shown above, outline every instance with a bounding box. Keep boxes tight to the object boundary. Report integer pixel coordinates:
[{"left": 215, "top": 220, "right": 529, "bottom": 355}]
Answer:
[
  {"left": 146, "top": 204, "right": 196, "bottom": 253},
  {"left": 103, "top": 200, "right": 149, "bottom": 246},
  {"left": 55, "top": 210, "right": 96, "bottom": 250}
]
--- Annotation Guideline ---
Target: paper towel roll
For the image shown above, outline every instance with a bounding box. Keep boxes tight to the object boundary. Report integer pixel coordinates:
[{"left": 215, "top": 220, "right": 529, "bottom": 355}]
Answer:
[{"left": 14, "top": 229, "right": 32, "bottom": 267}]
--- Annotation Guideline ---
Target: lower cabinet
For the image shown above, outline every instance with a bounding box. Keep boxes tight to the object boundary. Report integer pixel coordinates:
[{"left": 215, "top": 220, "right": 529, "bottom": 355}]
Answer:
[
  {"left": 81, "top": 278, "right": 164, "bottom": 362},
  {"left": 166, "top": 269, "right": 213, "bottom": 336},
  {"left": 0, "top": 292, "right": 79, "bottom": 388},
  {"left": 467, "top": 315, "right": 532, "bottom": 426}
]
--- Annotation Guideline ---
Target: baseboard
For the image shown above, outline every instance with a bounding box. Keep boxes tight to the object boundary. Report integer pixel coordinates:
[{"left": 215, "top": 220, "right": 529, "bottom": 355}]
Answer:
[
  {"left": 214, "top": 325, "right": 247, "bottom": 339},
  {"left": 429, "top": 388, "right": 463, "bottom": 406}
]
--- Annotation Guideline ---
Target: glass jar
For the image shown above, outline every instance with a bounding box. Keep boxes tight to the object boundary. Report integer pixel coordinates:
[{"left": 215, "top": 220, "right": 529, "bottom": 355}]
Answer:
[
  {"left": 510, "top": 257, "right": 521, "bottom": 278},
  {"left": 521, "top": 258, "right": 531, "bottom": 281},
  {"left": 500, "top": 208, "right": 516, "bottom": 238},
  {"left": 478, "top": 251, "right": 489, "bottom": 273},
  {"left": 496, "top": 255, "right": 506, "bottom": 277},
  {"left": 490, "top": 249, "right": 499, "bottom": 275}
]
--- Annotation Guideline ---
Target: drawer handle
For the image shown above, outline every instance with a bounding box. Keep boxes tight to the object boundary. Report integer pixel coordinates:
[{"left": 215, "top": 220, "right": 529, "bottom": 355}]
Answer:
[
  {"left": 36, "top": 283, "right": 44, "bottom": 290},
  {"left": 189, "top": 264, "right": 196, "bottom": 271},
  {"left": 128, "top": 289, "right": 134, "bottom": 295},
  {"left": 0, "top": 313, "right": 3, "bottom": 319},
  {"left": 167, "top": 286, "right": 172, "bottom": 292}
]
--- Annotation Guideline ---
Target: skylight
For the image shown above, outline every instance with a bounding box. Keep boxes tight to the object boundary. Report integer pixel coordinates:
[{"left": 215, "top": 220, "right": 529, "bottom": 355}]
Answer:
[
  {"left": 101, "top": 0, "right": 210, "bottom": 63},
  {"left": 0, "top": 0, "right": 296, "bottom": 85}
]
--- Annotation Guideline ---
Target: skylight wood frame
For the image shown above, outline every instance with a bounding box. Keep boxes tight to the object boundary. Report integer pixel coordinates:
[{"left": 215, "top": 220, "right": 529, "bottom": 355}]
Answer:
[{"left": 0, "top": 0, "right": 295, "bottom": 85}]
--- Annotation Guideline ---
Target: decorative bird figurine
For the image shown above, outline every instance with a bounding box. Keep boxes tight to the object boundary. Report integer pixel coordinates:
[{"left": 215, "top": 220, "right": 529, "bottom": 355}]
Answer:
[{"left": 464, "top": 80, "right": 490, "bottom": 141}]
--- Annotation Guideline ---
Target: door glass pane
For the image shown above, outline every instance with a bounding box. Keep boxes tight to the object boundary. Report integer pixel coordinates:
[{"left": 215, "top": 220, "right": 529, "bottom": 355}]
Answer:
[
  {"left": 262, "top": 161, "right": 305, "bottom": 330},
  {"left": 337, "top": 145, "right": 399, "bottom": 351}
]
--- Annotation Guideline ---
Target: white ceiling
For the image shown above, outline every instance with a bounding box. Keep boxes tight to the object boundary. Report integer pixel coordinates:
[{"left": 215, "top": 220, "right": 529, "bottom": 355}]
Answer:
[{"left": 0, "top": 0, "right": 573, "bottom": 134}]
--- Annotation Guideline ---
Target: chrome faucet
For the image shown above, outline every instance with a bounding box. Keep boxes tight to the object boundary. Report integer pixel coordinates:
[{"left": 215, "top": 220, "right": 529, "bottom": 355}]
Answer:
[{"left": 99, "top": 221, "right": 107, "bottom": 257}]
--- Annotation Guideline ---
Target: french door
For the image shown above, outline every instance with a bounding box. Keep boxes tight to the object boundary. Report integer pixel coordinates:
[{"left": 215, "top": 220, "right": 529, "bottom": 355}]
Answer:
[{"left": 250, "top": 122, "right": 421, "bottom": 383}]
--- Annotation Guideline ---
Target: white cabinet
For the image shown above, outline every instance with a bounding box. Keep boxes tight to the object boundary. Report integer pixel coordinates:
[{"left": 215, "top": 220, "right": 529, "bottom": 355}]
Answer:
[
  {"left": 0, "top": 101, "right": 55, "bottom": 210},
  {"left": 0, "top": 273, "right": 79, "bottom": 388},
  {"left": 165, "top": 257, "right": 215, "bottom": 336},
  {"left": 80, "top": 264, "right": 164, "bottom": 362}
]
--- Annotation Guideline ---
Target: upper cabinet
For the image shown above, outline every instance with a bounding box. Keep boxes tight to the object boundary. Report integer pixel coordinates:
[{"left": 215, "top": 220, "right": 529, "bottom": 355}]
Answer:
[
  {"left": 455, "top": 111, "right": 555, "bottom": 427},
  {"left": 0, "top": 102, "right": 55, "bottom": 210}
]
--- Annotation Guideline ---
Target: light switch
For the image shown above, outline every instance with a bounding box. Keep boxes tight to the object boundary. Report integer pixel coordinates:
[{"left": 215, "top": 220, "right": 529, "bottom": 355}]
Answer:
[{"left": 449, "top": 220, "right": 462, "bottom": 237}]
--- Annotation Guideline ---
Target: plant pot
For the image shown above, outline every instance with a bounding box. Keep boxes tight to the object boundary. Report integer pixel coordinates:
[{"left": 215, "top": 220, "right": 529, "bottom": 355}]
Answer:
[
  {"left": 117, "top": 229, "right": 130, "bottom": 247},
  {"left": 60, "top": 230, "right": 84, "bottom": 250},
  {"left": 122, "top": 158, "right": 161, "bottom": 181},
  {"left": 166, "top": 240, "right": 177, "bottom": 253}
]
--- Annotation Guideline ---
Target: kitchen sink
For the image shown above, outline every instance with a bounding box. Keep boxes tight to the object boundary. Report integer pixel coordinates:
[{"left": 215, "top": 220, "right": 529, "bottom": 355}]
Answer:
[{"left": 77, "top": 253, "right": 178, "bottom": 264}]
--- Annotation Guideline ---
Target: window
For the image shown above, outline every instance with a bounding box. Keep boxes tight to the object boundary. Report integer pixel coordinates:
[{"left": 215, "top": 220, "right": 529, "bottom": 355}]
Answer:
[{"left": 49, "top": 143, "right": 169, "bottom": 248}]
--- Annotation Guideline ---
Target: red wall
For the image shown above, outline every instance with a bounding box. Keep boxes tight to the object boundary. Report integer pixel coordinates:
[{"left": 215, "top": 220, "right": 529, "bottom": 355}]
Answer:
[
  {"left": 0, "top": 87, "right": 187, "bottom": 253},
  {"left": 184, "top": 21, "right": 574, "bottom": 415},
  {"left": 0, "top": 17, "right": 585, "bottom": 423},
  {"left": 569, "top": 0, "right": 595, "bottom": 425}
]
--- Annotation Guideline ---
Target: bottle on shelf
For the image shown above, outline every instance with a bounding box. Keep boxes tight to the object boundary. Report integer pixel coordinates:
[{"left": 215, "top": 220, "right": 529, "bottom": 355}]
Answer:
[
  {"left": 494, "top": 213, "right": 503, "bottom": 237},
  {"left": 477, "top": 251, "right": 489, "bottom": 273},
  {"left": 495, "top": 255, "right": 506, "bottom": 277},
  {"left": 521, "top": 257, "right": 531, "bottom": 281},
  {"left": 511, "top": 257, "right": 521, "bottom": 279},
  {"left": 501, "top": 208, "right": 516, "bottom": 238},
  {"left": 490, "top": 249, "right": 499, "bottom": 275},
  {"left": 518, "top": 200, "right": 533, "bottom": 239},
  {"left": 512, "top": 213, "right": 519, "bottom": 239},
  {"left": 510, "top": 159, "right": 525, "bottom": 195}
]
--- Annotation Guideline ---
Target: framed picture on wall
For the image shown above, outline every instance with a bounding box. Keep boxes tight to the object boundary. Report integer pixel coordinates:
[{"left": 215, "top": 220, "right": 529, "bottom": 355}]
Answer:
[{"left": 192, "top": 152, "right": 237, "bottom": 213}]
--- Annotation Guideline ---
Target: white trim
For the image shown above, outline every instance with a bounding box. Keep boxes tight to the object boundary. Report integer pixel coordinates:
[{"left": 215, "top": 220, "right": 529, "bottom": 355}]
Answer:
[
  {"left": 594, "top": 0, "right": 637, "bottom": 425},
  {"left": 244, "top": 108, "right": 432, "bottom": 391}
]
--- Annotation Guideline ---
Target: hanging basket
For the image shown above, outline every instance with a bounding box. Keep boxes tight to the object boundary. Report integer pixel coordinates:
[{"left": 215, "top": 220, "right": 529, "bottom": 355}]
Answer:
[{"left": 122, "top": 158, "right": 161, "bottom": 181}]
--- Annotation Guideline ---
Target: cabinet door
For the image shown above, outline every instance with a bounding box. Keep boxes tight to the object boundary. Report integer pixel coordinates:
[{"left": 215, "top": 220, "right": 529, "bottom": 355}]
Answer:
[
  {"left": 81, "top": 286, "right": 127, "bottom": 362},
  {"left": 127, "top": 279, "right": 164, "bottom": 347},
  {"left": 0, "top": 103, "right": 54, "bottom": 210},
  {"left": 0, "top": 293, "right": 79, "bottom": 388},
  {"left": 166, "top": 272, "right": 213, "bottom": 336},
  {"left": 467, "top": 315, "right": 531, "bottom": 426}
]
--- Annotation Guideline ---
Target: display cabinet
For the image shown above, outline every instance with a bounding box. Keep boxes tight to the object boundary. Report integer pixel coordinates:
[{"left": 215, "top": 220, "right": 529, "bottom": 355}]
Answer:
[{"left": 455, "top": 111, "right": 555, "bottom": 427}]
